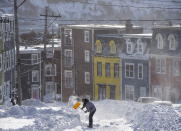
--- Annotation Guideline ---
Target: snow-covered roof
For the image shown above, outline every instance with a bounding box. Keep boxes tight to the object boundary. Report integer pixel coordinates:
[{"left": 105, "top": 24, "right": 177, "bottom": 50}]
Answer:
[
  {"left": 122, "top": 34, "right": 152, "bottom": 38},
  {"left": 153, "top": 25, "right": 181, "bottom": 29},
  {"left": 62, "top": 24, "right": 141, "bottom": 29},
  {"left": 20, "top": 43, "right": 61, "bottom": 54},
  {"left": 97, "top": 33, "right": 152, "bottom": 39}
]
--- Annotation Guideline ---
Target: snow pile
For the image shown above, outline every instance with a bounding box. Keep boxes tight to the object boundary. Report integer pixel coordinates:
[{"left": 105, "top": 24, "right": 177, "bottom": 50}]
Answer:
[
  {"left": 0, "top": 99, "right": 180, "bottom": 131},
  {"left": 94, "top": 100, "right": 181, "bottom": 131},
  {"left": 0, "top": 99, "right": 81, "bottom": 131}
]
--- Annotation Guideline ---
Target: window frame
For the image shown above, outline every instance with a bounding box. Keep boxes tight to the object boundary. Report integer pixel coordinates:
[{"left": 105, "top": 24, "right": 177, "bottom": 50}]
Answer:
[
  {"left": 64, "top": 49, "right": 73, "bottom": 66},
  {"left": 97, "top": 62, "right": 102, "bottom": 76},
  {"left": 84, "top": 50, "right": 90, "bottom": 63},
  {"left": 31, "top": 53, "right": 39, "bottom": 65},
  {"left": 138, "top": 64, "right": 143, "bottom": 79},
  {"left": 64, "top": 70, "right": 73, "bottom": 88},
  {"left": 85, "top": 72, "right": 90, "bottom": 84},
  {"left": 156, "top": 33, "right": 164, "bottom": 49},
  {"left": 125, "top": 85, "right": 135, "bottom": 100},
  {"left": 125, "top": 63, "right": 134, "bottom": 78},
  {"left": 84, "top": 30, "right": 90, "bottom": 43},
  {"left": 32, "top": 70, "right": 39, "bottom": 82},
  {"left": 168, "top": 34, "right": 176, "bottom": 50}
]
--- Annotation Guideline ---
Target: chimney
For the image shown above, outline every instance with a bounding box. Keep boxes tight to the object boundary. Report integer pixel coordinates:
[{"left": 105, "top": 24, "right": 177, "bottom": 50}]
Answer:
[
  {"left": 168, "top": 21, "right": 172, "bottom": 26},
  {"left": 126, "top": 19, "right": 133, "bottom": 30}
]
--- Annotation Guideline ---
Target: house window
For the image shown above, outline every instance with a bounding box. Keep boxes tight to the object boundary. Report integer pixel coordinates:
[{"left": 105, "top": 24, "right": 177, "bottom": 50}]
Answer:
[
  {"left": 84, "top": 50, "right": 90, "bottom": 62},
  {"left": 97, "top": 62, "right": 102, "bottom": 76},
  {"left": 64, "top": 29, "right": 72, "bottom": 45},
  {"left": 6, "top": 51, "right": 9, "bottom": 70},
  {"left": 126, "top": 39, "right": 133, "bottom": 54},
  {"left": 45, "top": 82, "right": 56, "bottom": 100},
  {"left": 95, "top": 40, "right": 102, "bottom": 53},
  {"left": 84, "top": 30, "right": 90, "bottom": 43},
  {"left": 125, "top": 63, "right": 134, "bottom": 78},
  {"left": 31, "top": 54, "right": 38, "bottom": 64},
  {"left": 32, "top": 70, "right": 39, "bottom": 82},
  {"left": 168, "top": 34, "right": 176, "bottom": 50},
  {"left": 85, "top": 72, "right": 90, "bottom": 84},
  {"left": 173, "top": 60, "right": 180, "bottom": 76},
  {"left": 125, "top": 85, "right": 134, "bottom": 100},
  {"left": 46, "top": 48, "right": 54, "bottom": 58},
  {"left": 156, "top": 58, "right": 166, "bottom": 73},
  {"left": 140, "top": 87, "right": 146, "bottom": 97},
  {"left": 3, "top": 52, "right": 6, "bottom": 71},
  {"left": 31, "top": 85, "right": 40, "bottom": 99},
  {"left": 156, "top": 33, "right": 164, "bottom": 49},
  {"left": 105, "top": 63, "right": 110, "bottom": 77},
  {"left": 45, "top": 64, "right": 56, "bottom": 76},
  {"left": 137, "top": 39, "right": 143, "bottom": 54},
  {"left": 64, "top": 49, "right": 72, "bottom": 66},
  {"left": 0, "top": 54, "right": 2, "bottom": 71},
  {"left": 65, "top": 70, "right": 73, "bottom": 88},
  {"left": 114, "top": 63, "right": 119, "bottom": 78},
  {"left": 109, "top": 40, "right": 116, "bottom": 54},
  {"left": 138, "top": 64, "right": 143, "bottom": 79}
]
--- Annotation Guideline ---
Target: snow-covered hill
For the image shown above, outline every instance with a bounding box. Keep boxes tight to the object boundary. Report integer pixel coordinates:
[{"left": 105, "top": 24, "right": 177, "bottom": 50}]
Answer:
[
  {"left": 0, "top": 99, "right": 180, "bottom": 131},
  {"left": 0, "top": 0, "right": 181, "bottom": 32}
]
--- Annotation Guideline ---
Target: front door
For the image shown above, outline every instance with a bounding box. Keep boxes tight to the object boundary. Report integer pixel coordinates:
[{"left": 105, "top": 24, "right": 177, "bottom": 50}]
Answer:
[
  {"left": 110, "top": 85, "right": 115, "bottom": 99},
  {"left": 98, "top": 86, "right": 106, "bottom": 100}
]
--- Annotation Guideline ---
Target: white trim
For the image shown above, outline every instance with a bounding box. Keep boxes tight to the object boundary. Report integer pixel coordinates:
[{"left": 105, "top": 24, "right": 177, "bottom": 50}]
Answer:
[
  {"left": 125, "top": 63, "right": 134, "bottom": 78},
  {"left": 126, "top": 39, "right": 133, "bottom": 54},
  {"left": 168, "top": 34, "right": 176, "bottom": 50},
  {"left": 32, "top": 70, "right": 39, "bottom": 82},
  {"left": 125, "top": 85, "right": 135, "bottom": 100},
  {"left": 156, "top": 57, "right": 166, "bottom": 74},
  {"left": 84, "top": 50, "right": 90, "bottom": 63},
  {"left": 156, "top": 33, "right": 164, "bottom": 49},
  {"left": 31, "top": 54, "right": 38, "bottom": 65},
  {"left": 138, "top": 64, "right": 143, "bottom": 79},
  {"left": 85, "top": 72, "right": 90, "bottom": 84},
  {"left": 0, "top": 54, "right": 2, "bottom": 71},
  {"left": 84, "top": 30, "right": 90, "bottom": 43},
  {"left": 137, "top": 39, "right": 144, "bottom": 54}
]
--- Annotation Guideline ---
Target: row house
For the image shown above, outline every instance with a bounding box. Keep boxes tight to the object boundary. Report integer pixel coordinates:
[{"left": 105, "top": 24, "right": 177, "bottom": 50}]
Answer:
[
  {"left": 61, "top": 21, "right": 143, "bottom": 101},
  {"left": 0, "top": 14, "right": 15, "bottom": 104},
  {"left": 96, "top": 33, "right": 151, "bottom": 101},
  {"left": 150, "top": 25, "right": 181, "bottom": 103},
  {"left": 19, "top": 39, "right": 61, "bottom": 102},
  {"left": 93, "top": 39, "right": 121, "bottom": 100}
]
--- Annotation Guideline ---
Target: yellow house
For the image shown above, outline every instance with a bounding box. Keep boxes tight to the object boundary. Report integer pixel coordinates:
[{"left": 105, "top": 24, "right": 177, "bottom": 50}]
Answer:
[
  {"left": 93, "top": 56, "right": 121, "bottom": 100},
  {"left": 93, "top": 40, "right": 121, "bottom": 100}
]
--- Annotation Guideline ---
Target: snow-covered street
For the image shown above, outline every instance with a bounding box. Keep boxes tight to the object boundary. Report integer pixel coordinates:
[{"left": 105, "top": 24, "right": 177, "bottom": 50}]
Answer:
[{"left": 0, "top": 99, "right": 180, "bottom": 131}]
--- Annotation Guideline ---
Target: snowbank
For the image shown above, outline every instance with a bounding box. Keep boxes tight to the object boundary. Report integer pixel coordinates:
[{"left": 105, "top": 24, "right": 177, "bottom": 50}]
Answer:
[
  {"left": 94, "top": 100, "right": 181, "bottom": 131},
  {"left": 0, "top": 99, "right": 180, "bottom": 131}
]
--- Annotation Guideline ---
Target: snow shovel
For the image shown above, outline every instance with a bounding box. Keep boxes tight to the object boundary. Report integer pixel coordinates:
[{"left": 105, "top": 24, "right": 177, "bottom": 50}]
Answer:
[{"left": 73, "top": 101, "right": 81, "bottom": 109}]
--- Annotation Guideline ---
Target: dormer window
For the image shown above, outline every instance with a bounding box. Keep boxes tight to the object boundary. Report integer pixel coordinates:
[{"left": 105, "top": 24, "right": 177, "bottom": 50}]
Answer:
[
  {"left": 126, "top": 39, "right": 133, "bottom": 54},
  {"left": 95, "top": 40, "right": 102, "bottom": 53},
  {"left": 168, "top": 34, "right": 176, "bottom": 50},
  {"left": 156, "top": 33, "right": 163, "bottom": 49},
  {"left": 137, "top": 39, "right": 143, "bottom": 54},
  {"left": 109, "top": 40, "right": 116, "bottom": 54}
]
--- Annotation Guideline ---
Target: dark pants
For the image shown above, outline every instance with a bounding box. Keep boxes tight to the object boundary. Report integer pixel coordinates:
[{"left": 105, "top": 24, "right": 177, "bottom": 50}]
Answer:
[{"left": 89, "top": 109, "right": 96, "bottom": 127}]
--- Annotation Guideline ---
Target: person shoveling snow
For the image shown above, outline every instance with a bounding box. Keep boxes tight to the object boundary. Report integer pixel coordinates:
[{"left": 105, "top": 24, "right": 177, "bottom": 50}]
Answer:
[{"left": 81, "top": 98, "right": 96, "bottom": 128}]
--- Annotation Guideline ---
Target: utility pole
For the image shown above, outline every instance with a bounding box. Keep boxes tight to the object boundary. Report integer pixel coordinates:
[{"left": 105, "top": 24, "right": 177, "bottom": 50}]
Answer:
[
  {"left": 14, "top": 0, "right": 21, "bottom": 105},
  {"left": 40, "top": 7, "right": 61, "bottom": 101}
]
